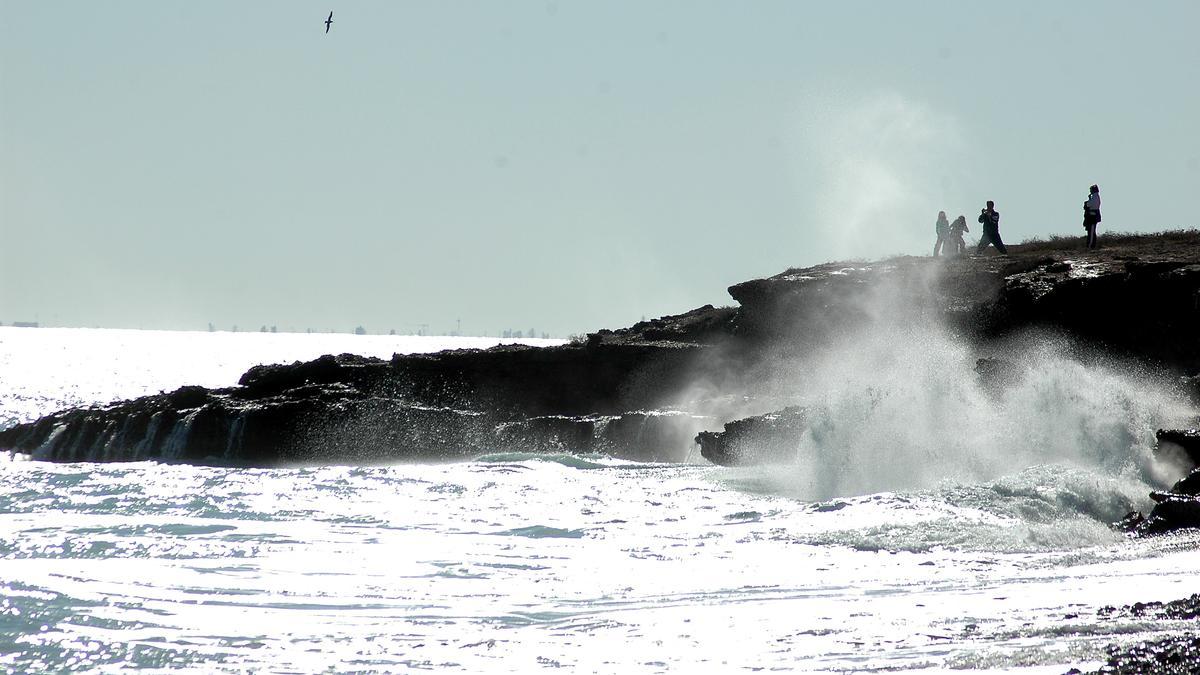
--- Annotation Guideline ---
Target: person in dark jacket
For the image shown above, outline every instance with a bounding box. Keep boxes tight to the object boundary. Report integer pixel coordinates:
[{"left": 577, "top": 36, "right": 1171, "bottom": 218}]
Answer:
[
  {"left": 933, "top": 211, "right": 950, "bottom": 256},
  {"left": 949, "top": 215, "right": 969, "bottom": 255},
  {"left": 1083, "top": 184, "right": 1101, "bottom": 249},
  {"left": 975, "top": 200, "right": 1008, "bottom": 255}
]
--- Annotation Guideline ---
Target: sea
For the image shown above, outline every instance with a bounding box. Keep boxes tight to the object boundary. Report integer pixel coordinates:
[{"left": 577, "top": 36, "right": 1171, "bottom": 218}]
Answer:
[{"left": 1, "top": 326, "right": 1198, "bottom": 674}]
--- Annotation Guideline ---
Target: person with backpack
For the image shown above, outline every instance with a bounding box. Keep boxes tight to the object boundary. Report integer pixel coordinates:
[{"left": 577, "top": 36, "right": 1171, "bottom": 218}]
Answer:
[
  {"left": 1083, "top": 184, "right": 1101, "bottom": 249},
  {"left": 975, "top": 200, "right": 1008, "bottom": 255},
  {"left": 949, "top": 215, "right": 969, "bottom": 255},
  {"left": 933, "top": 211, "right": 950, "bottom": 256}
]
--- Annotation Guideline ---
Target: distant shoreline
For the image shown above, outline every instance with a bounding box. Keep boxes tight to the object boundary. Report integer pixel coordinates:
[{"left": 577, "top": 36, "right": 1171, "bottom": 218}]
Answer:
[{"left": 0, "top": 324, "right": 568, "bottom": 344}]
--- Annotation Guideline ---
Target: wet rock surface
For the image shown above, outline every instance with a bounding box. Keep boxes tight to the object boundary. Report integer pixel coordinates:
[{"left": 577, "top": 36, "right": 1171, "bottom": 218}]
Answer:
[
  {"left": 1117, "top": 431, "right": 1200, "bottom": 537},
  {"left": 1129, "top": 493, "right": 1200, "bottom": 537},
  {"left": 1099, "top": 594, "right": 1200, "bottom": 622},
  {"left": 492, "top": 410, "right": 710, "bottom": 463},
  {"left": 1071, "top": 633, "right": 1200, "bottom": 674},
  {"left": 1169, "top": 467, "right": 1200, "bottom": 496},
  {"left": 1156, "top": 429, "right": 1200, "bottom": 467},
  {"left": 1070, "top": 596, "right": 1200, "bottom": 674},
  {"left": 727, "top": 242, "right": 1200, "bottom": 371},
  {"left": 4, "top": 233, "right": 1200, "bottom": 466},
  {"left": 695, "top": 406, "right": 807, "bottom": 466}
]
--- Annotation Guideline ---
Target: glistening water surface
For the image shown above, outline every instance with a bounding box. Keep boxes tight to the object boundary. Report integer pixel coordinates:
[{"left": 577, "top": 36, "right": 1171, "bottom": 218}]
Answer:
[{"left": 1, "top": 327, "right": 1197, "bottom": 673}]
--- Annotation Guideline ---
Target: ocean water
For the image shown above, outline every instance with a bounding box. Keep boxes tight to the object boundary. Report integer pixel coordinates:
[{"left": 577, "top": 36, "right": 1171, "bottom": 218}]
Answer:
[{"left": 1, "top": 326, "right": 1199, "bottom": 673}]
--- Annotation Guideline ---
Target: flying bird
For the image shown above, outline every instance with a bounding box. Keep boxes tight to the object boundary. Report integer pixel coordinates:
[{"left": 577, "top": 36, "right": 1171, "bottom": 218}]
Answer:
[{"left": 324, "top": 11, "right": 333, "bottom": 34}]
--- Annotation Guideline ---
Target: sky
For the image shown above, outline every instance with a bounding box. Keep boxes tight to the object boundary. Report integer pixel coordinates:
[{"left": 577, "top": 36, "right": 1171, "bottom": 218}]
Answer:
[{"left": 2, "top": 2, "right": 1198, "bottom": 336}]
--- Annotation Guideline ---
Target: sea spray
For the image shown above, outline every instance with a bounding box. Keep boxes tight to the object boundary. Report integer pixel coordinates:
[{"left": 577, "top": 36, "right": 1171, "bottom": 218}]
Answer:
[
  {"left": 685, "top": 251, "right": 1194, "bottom": 503},
  {"left": 722, "top": 323, "right": 1193, "bottom": 505}
]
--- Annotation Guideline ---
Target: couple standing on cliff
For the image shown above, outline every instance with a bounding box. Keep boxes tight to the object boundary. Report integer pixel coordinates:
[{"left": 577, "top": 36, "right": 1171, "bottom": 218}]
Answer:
[
  {"left": 932, "top": 201, "right": 1003, "bottom": 256},
  {"left": 932, "top": 211, "right": 971, "bottom": 257},
  {"left": 933, "top": 185, "right": 1103, "bottom": 257}
]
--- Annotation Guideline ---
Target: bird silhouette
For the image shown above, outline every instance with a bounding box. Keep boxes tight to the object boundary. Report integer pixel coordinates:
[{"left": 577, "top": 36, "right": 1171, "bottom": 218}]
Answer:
[{"left": 325, "top": 11, "right": 333, "bottom": 34}]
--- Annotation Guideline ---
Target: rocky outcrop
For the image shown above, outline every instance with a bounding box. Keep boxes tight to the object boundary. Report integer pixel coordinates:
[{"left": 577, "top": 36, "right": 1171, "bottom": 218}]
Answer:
[
  {"left": 495, "top": 410, "right": 711, "bottom": 463},
  {"left": 695, "top": 407, "right": 807, "bottom": 466},
  {"left": 4, "top": 233, "right": 1200, "bottom": 466},
  {"left": 0, "top": 346, "right": 719, "bottom": 465},
  {"left": 1116, "top": 430, "right": 1200, "bottom": 536},
  {"left": 0, "top": 376, "right": 486, "bottom": 465},
  {"left": 1156, "top": 429, "right": 1200, "bottom": 468},
  {"left": 727, "top": 252, "right": 1200, "bottom": 371}
]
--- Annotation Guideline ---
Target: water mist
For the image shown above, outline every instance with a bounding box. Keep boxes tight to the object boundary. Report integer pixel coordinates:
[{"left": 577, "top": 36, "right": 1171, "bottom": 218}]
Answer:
[{"left": 710, "top": 259, "right": 1195, "bottom": 511}]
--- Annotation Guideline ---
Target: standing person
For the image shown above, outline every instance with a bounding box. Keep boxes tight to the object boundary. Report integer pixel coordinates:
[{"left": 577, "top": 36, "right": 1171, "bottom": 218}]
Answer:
[
  {"left": 949, "top": 215, "right": 969, "bottom": 255},
  {"left": 975, "top": 200, "right": 1008, "bottom": 255},
  {"left": 933, "top": 211, "right": 950, "bottom": 256},
  {"left": 1083, "top": 184, "right": 1102, "bottom": 249}
]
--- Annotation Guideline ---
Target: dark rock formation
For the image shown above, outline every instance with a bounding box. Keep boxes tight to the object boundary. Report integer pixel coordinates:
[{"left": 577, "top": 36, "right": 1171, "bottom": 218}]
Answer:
[
  {"left": 1170, "top": 467, "right": 1200, "bottom": 496},
  {"left": 1069, "top": 633, "right": 1200, "bottom": 674},
  {"left": 1156, "top": 429, "right": 1200, "bottom": 468},
  {"left": 728, "top": 252, "right": 1200, "bottom": 371},
  {"left": 695, "top": 406, "right": 807, "bottom": 466},
  {"left": 493, "top": 410, "right": 710, "bottom": 463},
  {"left": 1072, "top": 596, "right": 1200, "bottom": 674},
  {"left": 1116, "top": 431, "right": 1200, "bottom": 536},
  {"left": 4, "top": 233, "right": 1200, "bottom": 466},
  {"left": 1099, "top": 593, "right": 1200, "bottom": 622},
  {"left": 0, "top": 347, "right": 717, "bottom": 465},
  {"left": 1114, "top": 510, "right": 1145, "bottom": 532},
  {"left": 1134, "top": 494, "right": 1200, "bottom": 537}
]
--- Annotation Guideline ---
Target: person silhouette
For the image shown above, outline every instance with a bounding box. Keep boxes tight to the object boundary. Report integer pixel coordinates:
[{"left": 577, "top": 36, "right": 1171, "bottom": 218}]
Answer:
[
  {"left": 949, "top": 215, "right": 969, "bottom": 255},
  {"left": 975, "top": 200, "right": 1008, "bottom": 255},
  {"left": 933, "top": 211, "right": 950, "bottom": 256},
  {"left": 1083, "top": 184, "right": 1101, "bottom": 249}
]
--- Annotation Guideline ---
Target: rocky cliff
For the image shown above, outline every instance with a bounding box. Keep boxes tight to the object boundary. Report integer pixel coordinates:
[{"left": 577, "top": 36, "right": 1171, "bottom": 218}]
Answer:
[{"left": 3, "top": 232, "right": 1199, "bottom": 482}]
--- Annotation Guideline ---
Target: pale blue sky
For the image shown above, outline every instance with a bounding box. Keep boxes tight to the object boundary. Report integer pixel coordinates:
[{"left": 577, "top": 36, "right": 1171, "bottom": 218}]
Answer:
[{"left": 2, "top": 2, "right": 1197, "bottom": 335}]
